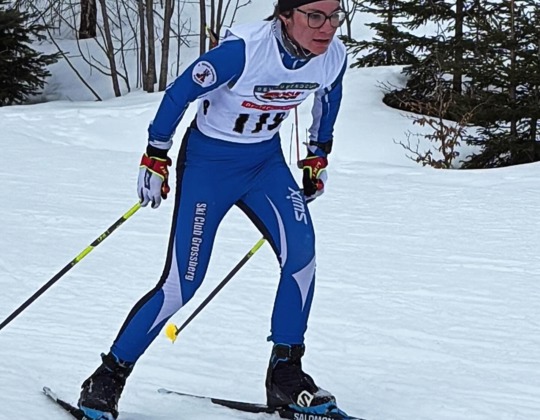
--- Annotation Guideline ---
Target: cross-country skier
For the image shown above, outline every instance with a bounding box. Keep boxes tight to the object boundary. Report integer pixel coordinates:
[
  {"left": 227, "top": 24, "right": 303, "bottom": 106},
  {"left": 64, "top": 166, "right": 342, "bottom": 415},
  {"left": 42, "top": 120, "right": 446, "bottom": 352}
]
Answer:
[{"left": 78, "top": 0, "right": 347, "bottom": 418}]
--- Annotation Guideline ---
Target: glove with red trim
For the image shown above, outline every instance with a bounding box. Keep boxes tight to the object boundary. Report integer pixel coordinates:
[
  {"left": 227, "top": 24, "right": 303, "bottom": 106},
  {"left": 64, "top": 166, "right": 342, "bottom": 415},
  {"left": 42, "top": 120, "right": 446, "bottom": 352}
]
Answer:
[
  {"left": 137, "top": 147, "right": 172, "bottom": 209},
  {"left": 298, "top": 154, "right": 328, "bottom": 202}
]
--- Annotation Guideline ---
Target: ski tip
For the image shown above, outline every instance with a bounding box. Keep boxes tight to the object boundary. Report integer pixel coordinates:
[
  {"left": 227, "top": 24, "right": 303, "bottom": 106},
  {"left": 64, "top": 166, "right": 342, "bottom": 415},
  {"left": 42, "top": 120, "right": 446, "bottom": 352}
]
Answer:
[{"left": 42, "top": 386, "right": 57, "bottom": 399}]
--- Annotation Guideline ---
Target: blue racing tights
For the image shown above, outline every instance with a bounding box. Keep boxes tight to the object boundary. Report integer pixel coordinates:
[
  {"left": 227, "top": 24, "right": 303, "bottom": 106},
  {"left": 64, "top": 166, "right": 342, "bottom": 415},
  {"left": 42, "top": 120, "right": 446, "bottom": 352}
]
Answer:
[{"left": 111, "top": 125, "right": 317, "bottom": 363}]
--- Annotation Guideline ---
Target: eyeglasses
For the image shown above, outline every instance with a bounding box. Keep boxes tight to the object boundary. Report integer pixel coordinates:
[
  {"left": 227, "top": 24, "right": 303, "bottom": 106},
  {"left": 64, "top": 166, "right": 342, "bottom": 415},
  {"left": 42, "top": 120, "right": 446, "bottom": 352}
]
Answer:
[{"left": 294, "top": 8, "right": 347, "bottom": 29}]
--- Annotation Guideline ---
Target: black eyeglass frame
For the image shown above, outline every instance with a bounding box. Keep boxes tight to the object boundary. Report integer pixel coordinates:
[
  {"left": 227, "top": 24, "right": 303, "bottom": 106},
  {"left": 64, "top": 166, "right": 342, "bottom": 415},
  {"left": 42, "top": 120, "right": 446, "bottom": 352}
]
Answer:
[{"left": 294, "top": 8, "right": 347, "bottom": 29}]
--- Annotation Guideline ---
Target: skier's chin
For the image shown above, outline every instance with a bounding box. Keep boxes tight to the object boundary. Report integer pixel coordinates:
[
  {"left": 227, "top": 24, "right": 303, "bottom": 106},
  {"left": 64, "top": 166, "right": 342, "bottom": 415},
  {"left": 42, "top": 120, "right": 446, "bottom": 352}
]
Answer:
[{"left": 309, "top": 40, "right": 331, "bottom": 55}]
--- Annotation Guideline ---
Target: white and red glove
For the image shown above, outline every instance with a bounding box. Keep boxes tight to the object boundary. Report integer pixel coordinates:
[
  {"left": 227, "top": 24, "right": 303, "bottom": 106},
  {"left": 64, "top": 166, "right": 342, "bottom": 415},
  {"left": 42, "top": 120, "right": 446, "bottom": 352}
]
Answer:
[
  {"left": 298, "top": 154, "right": 328, "bottom": 202},
  {"left": 137, "top": 148, "right": 172, "bottom": 209}
]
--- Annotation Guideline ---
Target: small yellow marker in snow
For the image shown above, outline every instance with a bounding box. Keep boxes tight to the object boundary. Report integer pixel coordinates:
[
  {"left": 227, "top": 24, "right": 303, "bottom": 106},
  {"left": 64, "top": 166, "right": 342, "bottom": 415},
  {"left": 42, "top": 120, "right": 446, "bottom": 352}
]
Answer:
[
  {"left": 165, "top": 323, "right": 179, "bottom": 343},
  {"left": 162, "top": 238, "right": 267, "bottom": 346}
]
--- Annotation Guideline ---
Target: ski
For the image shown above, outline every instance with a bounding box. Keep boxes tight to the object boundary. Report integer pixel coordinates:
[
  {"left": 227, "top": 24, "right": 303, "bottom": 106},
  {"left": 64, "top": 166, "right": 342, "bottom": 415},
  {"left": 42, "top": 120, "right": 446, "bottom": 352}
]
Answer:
[
  {"left": 158, "top": 387, "right": 366, "bottom": 420},
  {"left": 42, "top": 387, "right": 93, "bottom": 420}
]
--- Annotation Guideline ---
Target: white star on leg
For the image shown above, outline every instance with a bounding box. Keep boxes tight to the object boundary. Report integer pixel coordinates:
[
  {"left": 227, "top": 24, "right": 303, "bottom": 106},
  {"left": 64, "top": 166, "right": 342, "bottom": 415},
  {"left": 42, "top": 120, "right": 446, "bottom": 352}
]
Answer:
[{"left": 292, "top": 256, "right": 316, "bottom": 311}]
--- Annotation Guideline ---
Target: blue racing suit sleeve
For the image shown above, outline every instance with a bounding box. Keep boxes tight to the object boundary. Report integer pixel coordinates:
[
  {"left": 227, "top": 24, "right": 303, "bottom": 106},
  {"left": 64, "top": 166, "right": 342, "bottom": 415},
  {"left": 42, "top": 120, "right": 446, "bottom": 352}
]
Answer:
[
  {"left": 147, "top": 38, "right": 246, "bottom": 150},
  {"left": 307, "top": 57, "right": 347, "bottom": 157}
]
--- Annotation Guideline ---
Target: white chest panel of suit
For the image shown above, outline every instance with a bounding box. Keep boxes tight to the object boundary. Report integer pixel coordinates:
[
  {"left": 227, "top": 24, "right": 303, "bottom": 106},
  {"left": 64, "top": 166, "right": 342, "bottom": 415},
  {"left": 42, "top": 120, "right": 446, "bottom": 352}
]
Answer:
[{"left": 195, "top": 20, "right": 346, "bottom": 143}]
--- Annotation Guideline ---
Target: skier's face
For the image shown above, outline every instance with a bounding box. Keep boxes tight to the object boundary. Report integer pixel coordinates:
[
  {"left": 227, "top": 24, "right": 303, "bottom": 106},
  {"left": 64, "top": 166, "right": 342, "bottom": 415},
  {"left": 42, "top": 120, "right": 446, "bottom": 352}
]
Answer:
[{"left": 281, "top": 0, "right": 343, "bottom": 55}]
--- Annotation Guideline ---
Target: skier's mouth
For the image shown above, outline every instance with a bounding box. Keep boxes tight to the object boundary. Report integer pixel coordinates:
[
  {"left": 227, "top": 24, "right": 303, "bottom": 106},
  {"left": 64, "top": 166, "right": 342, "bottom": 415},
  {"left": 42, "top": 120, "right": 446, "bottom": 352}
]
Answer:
[{"left": 313, "top": 39, "right": 331, "bottom": 46}]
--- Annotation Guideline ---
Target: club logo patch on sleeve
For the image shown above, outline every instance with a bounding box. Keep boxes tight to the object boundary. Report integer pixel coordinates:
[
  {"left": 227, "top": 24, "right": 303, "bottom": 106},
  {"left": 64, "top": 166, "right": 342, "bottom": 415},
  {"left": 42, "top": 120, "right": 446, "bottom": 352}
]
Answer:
[{"left": 192, "top": 61, "right": 217, "bottom": 88}]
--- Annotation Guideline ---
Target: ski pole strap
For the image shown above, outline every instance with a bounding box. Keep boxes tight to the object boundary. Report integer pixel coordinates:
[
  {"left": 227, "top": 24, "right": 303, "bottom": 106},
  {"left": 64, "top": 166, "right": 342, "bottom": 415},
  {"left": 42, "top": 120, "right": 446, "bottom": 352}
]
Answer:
[{"left": 309, "top": 140, "right": 333, "bottom": 155}]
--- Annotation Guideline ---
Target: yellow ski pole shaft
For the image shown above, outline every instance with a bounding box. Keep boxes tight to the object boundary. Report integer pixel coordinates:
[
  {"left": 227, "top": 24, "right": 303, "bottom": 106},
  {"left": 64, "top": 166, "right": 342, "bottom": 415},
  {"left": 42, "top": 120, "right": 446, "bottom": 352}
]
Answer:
[
  {"left": 166, "top": 237, "right": 267, "bottom": 343},
  {"left": 0, "top": 202, "right": 142, "bottom": 333}
]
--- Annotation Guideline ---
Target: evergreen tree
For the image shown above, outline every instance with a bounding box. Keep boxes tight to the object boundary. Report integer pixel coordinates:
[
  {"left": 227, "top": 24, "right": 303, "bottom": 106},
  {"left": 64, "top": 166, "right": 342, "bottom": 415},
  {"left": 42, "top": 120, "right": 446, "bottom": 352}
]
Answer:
[
  {"left": 344, "top": 0, "right": 418, "bottom": 68},
  {"left": 463, "top": 0, "right": 540, "bottom": 167},
  {"left": 355, "top": 0, "right": 540, "bottom": 168},
  {"left": 399, "top": 0, "right": 468, "bottom": 97},
  {"left": 384, "top": 1, "right": 498, "bottom": 121},
  {"left": 0, "top": 0, "right": 59, "bottom": 106}
]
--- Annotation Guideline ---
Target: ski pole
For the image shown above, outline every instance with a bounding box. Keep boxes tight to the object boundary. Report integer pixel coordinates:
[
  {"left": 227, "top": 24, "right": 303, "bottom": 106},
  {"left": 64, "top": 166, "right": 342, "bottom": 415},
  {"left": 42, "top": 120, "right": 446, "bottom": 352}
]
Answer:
[
  {"left": 0, "top": 202, "right": 142, "bottom": 333},
  {"left": 294, "top": 106, "right": 301, "bottom": 163},
  {"left": 165, "top": 237, "right": 267, "bottom": 343}
]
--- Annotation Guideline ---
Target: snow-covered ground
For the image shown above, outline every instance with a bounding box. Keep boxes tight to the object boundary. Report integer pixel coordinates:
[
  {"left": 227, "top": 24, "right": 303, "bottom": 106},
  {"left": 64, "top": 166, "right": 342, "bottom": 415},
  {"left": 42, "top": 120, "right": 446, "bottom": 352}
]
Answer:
[
  {"left": 1, "top": 63, "right": 539, "bottom": 420},
  {"left": 1, "top": 5, "right": 540, "bottom": 419}
]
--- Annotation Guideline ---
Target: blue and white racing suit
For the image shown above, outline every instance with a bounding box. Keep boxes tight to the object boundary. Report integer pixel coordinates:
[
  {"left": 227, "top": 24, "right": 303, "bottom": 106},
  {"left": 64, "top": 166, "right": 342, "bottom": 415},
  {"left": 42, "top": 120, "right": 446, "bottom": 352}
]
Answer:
[{"left": 111, "top": 20, "right": 347, "bottom": 363}]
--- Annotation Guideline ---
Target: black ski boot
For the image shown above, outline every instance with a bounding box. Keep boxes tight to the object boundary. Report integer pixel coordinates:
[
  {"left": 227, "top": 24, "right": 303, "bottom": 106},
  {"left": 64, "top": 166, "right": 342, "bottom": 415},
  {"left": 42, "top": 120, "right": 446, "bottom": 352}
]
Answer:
[
  {"left": 78, "top": 352, "right": 134, "bottom": 420},
  {"left": 266, "top": 343, "right": 344, "bottom": 416}
]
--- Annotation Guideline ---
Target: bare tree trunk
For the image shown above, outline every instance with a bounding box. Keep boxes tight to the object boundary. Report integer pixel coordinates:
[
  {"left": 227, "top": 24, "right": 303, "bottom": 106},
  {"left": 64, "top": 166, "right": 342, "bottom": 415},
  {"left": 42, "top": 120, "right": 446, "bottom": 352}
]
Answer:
[
  {"left": 199, "top": 0, "right": 207, "bottom": 55},
  {"left": 210, "top": 0, "right": 215, "bottom": 46},
  {"left": 342, "top": 0, "right": 354, "bottom": 39},
  {"left": 159, "top": 0, "right": 175, "bottom": 91},
  {"left": 79, "top": 0, "right": 97, "bottom": 39},
  {"left": 207, "top": 0, "right": 223, "bottom": 46},
  {"left": 146, "top": 0, "right": 156, "bottom": 92},
  {"left": 386, "top": 0, "right": 395, "bottom": 66},
  {"left": 509, "top": 0, "right": 517, "bottom": 137},
  {"left": 453, "top": 0, "right": 464, "bottom": 94},
  {"left": 216, "top": 0, "right": 224, "bottom": 38},
  {"left": 138, "top": 0, "right": 148, "bottom": 91},
  {"left": 98, "top": 0, "right": 121, "bottom": 97}
]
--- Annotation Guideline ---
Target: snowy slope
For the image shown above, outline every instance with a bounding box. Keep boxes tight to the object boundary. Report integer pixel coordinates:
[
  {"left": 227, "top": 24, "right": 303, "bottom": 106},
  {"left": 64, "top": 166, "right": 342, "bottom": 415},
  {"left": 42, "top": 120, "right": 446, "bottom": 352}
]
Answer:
[{"left": 1, "top": 51, "right": 540, "bottom": 420}]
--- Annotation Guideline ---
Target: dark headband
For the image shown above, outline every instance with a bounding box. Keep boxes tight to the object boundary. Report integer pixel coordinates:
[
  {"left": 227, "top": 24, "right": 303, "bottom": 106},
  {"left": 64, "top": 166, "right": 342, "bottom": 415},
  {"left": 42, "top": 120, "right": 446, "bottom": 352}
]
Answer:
[{"left": 278, "top": 0, "right": 340, "bottom": 13}]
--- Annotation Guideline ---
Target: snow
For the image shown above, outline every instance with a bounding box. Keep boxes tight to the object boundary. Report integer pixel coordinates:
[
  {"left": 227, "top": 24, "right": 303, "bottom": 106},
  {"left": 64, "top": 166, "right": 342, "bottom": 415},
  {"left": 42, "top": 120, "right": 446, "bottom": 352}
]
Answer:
[{"left": 1, "top": 6, "right": 540, "bottom": 420}]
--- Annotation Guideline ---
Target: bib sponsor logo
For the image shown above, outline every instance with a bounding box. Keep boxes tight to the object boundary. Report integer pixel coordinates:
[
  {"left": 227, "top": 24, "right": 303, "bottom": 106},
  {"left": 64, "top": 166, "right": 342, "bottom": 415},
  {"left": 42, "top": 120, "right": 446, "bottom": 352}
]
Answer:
[
  {"left": 193, "top": 61, "right": 216, "bottom": 87},
  {"left": 261, "top": 91, "right": 301, "bottom": 101},
  {"left": 254, "top": 82, "right": 320, "bottom": 103},
  {"left": 241, "top": 100, "right": 296, "bottom": 111}
]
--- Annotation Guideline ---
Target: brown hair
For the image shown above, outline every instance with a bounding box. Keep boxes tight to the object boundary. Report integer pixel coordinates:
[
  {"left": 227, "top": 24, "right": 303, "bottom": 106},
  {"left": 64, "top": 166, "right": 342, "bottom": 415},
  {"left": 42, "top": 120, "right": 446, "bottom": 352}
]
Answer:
[{"left": 265, "top": 4, "right": 292, "bottom": 21}]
